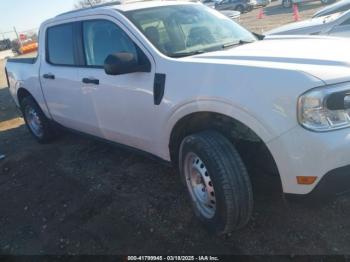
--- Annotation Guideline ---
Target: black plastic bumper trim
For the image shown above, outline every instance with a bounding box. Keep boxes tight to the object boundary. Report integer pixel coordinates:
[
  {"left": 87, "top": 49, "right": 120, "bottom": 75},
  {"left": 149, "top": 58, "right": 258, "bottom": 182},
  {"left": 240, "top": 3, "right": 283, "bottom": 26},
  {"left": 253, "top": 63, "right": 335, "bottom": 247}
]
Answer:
[{"left": 285, "top": 164, "right": 350, "bottom": 200}]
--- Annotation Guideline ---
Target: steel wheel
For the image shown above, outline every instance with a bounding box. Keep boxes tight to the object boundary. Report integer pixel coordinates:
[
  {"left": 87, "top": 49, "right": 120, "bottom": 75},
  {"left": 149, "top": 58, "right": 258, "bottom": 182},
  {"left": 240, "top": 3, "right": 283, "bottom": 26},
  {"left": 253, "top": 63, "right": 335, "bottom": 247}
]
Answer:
[
  {"left": 184, "top": 152, "right": 216, "bottom": 219},
  {"left": 20, "top": 96, "right": 57, "bottom": 143},
  {"left": 24, "top": 106, "right": 43, "bottom": 138},
  {"left": 179, "top": 131, "right": 253, "bottom": 234}
]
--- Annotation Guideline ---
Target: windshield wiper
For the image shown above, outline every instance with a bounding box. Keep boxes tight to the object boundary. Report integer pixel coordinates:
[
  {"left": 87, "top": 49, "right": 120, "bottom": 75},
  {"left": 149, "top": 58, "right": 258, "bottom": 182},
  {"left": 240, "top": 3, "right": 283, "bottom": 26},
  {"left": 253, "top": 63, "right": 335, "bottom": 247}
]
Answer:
[
  {"left": 252, "top": 32, "right": 265, "bottom": 40},
  {"left": 168, "top": 50, "right": 206, "bottom": 58},
  {"left": 168, "top": 40, "right": 255, "bottom": 57},
  {"left": 222, "top": 40, "right": 254, "bottom": 49}
]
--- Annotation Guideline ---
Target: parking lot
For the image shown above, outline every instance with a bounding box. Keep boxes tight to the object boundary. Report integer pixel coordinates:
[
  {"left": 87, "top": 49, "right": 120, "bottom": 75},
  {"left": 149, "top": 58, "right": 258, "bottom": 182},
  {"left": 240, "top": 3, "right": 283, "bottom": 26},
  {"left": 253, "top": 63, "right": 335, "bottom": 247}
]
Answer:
[
  {"left": 239, "top": 0, "right": 324, "bottom": 32},
  {"left": 1, "top": 1, "right": 350, "bottom": 255}
]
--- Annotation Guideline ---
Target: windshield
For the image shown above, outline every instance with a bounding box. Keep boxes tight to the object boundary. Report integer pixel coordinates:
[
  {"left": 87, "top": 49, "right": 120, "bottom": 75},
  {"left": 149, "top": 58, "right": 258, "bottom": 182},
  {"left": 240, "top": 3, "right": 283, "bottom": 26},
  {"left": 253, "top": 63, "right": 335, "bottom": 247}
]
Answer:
[{"left": 125, "top": 4, "right": 256, "bottom": 57}]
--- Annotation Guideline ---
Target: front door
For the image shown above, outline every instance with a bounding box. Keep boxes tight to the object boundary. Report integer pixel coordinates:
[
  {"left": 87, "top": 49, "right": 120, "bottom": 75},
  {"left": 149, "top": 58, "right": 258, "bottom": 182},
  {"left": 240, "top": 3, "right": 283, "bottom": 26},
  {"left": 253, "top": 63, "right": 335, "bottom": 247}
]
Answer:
[{"left": 77, "top": 18, "right": 157, "bottom": 151}]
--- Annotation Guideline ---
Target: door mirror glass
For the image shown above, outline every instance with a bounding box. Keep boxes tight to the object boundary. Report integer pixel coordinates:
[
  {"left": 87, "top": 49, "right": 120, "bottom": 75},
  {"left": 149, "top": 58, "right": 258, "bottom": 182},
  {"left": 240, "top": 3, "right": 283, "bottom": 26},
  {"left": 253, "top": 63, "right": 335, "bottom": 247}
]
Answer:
[{"left": 104, "top": 52, "right": 150, "bottom": 75}]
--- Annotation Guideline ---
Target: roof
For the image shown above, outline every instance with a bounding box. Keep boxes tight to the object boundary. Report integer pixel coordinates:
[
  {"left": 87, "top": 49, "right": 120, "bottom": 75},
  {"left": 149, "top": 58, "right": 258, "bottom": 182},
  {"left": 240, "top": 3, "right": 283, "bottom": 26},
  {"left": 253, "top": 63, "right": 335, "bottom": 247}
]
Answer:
[
  {"left": 56, "top": 1, "right": 194, "bottom": 18},
  {"left": 114, "top": 1, "right": 193, "bottom": 12}
]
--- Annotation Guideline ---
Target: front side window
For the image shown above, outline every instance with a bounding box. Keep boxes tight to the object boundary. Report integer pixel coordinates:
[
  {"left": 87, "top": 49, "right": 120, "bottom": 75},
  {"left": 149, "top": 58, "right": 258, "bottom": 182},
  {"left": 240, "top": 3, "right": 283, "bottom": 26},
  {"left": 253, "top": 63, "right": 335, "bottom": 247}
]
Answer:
[
  {"left": 83, "top": 20, "right": 138, "bottom": 66},
  {"left": 126, "top": 4, "right": 256, "bottom": 58},
  {"left": 47, "top": 23, "right": 75, "bottom": 65}
]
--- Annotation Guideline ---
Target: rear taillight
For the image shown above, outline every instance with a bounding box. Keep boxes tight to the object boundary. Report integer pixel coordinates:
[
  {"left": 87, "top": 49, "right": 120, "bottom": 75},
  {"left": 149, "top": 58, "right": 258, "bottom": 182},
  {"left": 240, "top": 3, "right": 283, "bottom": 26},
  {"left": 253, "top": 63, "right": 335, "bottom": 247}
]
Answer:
[{"left": 5, "top": 68, "right": 10, "bottom": 88}]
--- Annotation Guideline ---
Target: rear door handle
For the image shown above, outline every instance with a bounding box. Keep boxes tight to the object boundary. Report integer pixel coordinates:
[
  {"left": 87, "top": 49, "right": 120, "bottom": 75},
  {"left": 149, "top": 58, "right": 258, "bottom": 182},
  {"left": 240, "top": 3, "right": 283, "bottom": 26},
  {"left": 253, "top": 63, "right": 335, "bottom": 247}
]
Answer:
[
  {"left": 43, "top": 73, "right": 55, "bottom": 80},
  {"left": 82, "top": 78, "right": 99, "bottom": 85}
]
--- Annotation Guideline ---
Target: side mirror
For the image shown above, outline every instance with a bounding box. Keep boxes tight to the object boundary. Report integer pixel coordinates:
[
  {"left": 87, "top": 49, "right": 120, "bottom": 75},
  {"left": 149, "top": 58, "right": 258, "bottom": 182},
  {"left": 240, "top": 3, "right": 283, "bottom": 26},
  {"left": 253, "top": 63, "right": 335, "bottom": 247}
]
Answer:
[{"left": 104, "top": 52, "right": 150, "bottom": 75}]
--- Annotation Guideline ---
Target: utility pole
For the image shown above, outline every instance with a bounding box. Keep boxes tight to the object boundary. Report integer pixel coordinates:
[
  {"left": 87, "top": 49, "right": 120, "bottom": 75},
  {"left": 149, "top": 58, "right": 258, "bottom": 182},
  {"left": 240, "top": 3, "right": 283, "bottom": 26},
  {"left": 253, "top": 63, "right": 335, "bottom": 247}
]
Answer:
[{"left": 13, "top": 26, "right": 22, "bottom": 48}]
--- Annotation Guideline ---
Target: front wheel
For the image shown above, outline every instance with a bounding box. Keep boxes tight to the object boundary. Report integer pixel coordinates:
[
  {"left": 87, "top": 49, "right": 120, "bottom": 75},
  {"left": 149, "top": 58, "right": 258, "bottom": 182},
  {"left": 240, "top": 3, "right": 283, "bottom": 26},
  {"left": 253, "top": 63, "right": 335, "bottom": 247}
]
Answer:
[{"left": 179, "top": 131, "right": 253, "bottom": 234}]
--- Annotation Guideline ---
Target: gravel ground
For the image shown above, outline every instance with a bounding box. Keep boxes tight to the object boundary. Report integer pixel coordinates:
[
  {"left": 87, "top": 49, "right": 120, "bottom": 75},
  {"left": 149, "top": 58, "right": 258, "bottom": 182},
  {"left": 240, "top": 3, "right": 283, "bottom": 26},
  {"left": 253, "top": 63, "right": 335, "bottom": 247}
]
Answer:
[{"left": 1, "top": 2, "right": 350, "bottom": 255}]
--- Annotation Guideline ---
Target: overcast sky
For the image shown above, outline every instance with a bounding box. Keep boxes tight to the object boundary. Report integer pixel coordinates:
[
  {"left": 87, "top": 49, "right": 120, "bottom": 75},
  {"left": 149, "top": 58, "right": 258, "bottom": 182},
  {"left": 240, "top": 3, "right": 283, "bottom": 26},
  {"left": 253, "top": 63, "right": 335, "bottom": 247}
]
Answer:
[{"left": 0, "top": 0, "right": 77, "bottom": 38}]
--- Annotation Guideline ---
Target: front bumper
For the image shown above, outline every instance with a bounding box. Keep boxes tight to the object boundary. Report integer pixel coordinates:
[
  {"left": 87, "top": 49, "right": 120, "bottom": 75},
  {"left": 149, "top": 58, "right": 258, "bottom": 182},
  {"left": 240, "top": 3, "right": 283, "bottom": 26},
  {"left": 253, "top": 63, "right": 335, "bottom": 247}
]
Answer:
[
  {"left": 287, "top": 165, "right": 350, "bottom": 200},
  {"left": 267, "top": 125, "right": 350, "bottom": 195}
]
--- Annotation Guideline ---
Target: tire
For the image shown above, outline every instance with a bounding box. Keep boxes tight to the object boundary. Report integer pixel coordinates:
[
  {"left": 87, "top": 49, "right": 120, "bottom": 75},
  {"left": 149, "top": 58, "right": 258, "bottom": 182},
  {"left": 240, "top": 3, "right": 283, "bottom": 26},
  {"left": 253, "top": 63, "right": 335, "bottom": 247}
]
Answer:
[
  {"left": 235, "top": 5, "right": 244, "bottom": 13},
  {"left": 282, "top": 0, "right": 292, "bottom": 8},
  {"left": 179, "top": 130, "right": 253, "bottom": 234},
  {"left": 20, "top": 96, "right": 57, "bottom": 143}
]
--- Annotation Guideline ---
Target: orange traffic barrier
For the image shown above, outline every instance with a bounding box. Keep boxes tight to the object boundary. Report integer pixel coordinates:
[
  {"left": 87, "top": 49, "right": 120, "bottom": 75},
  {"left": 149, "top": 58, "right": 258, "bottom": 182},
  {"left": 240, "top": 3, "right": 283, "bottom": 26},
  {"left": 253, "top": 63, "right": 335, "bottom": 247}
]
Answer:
[
  {"left": 257, "top": 8, "right": 265, "bottom": 19},
  {"left": 19, "top": 42, "right": 38, "bottom": 54},
  {"left": 293, "top": 4, "right": 300, "bottom": 21}
]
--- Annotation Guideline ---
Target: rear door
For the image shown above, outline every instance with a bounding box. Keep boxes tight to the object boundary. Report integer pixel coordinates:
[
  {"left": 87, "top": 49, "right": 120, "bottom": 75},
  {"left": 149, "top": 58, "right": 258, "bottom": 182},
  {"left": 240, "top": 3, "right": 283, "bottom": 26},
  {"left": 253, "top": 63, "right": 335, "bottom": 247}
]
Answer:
[{"left": 40, "top": 21, "right": 102, "bottom": 136}]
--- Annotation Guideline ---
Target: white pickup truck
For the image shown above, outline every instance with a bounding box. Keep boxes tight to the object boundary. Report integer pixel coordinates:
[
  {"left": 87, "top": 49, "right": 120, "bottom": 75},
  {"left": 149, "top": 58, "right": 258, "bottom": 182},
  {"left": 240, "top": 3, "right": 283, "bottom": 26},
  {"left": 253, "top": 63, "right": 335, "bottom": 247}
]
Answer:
[{"left": 5, "top": 1, "right": 350, "bottom": 234}]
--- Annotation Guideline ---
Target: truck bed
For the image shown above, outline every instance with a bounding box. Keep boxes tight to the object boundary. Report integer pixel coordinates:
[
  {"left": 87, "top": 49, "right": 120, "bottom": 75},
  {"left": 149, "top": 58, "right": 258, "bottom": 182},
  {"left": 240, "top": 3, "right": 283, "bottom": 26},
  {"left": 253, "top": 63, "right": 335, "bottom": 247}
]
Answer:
[{"left": 6, "top": 57, "right": 37, "bottom": 64}]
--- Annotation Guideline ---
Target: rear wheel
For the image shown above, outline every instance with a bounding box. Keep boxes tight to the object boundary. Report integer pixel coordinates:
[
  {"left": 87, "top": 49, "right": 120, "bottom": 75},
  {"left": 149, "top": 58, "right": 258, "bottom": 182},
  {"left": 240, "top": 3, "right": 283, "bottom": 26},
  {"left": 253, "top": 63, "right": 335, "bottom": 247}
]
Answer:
[
  {"left": 20, "top": 96, "right": 57, "bottom": 143},
  {"left": 235, "top": 5, "right": 245, "bottom": 13},
  {"left": 179, "top": 131, "right": 253, "bottom": 234}
]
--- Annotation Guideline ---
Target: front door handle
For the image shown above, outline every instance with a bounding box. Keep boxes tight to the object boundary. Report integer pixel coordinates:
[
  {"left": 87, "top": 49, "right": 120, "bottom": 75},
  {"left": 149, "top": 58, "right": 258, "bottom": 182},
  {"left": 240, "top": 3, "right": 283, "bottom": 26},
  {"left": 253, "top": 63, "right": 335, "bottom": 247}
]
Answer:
[
  {"left": 43, "top": 73, "right": 55, "bottom": 80},
  {"left": 82, "top": 78, "right": 99, "bottom": 85}
]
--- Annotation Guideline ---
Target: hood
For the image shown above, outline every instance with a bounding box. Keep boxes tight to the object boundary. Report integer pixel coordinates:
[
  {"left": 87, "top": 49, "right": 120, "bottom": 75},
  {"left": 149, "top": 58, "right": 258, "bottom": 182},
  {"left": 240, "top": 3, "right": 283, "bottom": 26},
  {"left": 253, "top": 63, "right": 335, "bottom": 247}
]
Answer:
[{"left": 185, "top": 35, "right": 350, "bottom": 85}]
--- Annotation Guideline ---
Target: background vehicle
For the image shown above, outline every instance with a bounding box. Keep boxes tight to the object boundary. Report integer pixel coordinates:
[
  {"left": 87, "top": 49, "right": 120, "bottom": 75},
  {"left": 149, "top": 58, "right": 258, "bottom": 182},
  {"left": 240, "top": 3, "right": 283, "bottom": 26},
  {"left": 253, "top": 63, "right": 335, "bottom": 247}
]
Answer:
[
  {"left": 5, "top": 1, "right": 350, "bottom": 235},
  {"left": 0, "top": 39, "right": 12, "bottom": 51},
  {"left": 218, "top": 9, "right": 241, "bottom": 21},
  {"left": 215, "top": 0, "right": 257, "bottom": 13},
  {"left": 279, "top": 0, "right": 335, "bottom": 8},
  {"left": 313, "top": 0, "right": 350, "bottom": 17},
  {"left": 201, "top": 0, "right": 221, "bottom": 8},
  {"left": 201, "top": 1, "right": 241, "bottom": 21},
  {"left": 267, "top": 9, "right": 350, "bottom": 36},
  {"left": 256, "top": 0, "right": 272, "bottom": 6}
]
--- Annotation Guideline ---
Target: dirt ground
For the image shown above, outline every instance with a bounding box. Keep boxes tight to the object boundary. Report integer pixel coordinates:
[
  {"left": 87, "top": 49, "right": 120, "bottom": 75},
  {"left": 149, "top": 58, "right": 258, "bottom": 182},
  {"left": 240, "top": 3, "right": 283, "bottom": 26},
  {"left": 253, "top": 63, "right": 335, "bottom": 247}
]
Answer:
[{"left": 1, "top": 1, "right": 350, "bottom": 255}]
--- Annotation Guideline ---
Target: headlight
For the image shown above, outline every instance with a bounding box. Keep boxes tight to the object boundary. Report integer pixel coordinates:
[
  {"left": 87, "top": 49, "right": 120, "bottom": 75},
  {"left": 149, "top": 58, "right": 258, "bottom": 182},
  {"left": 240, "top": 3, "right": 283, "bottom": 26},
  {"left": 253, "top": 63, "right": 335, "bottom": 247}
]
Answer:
[{"left": 298, "top": 82, "right": 350, "bottom": 132}]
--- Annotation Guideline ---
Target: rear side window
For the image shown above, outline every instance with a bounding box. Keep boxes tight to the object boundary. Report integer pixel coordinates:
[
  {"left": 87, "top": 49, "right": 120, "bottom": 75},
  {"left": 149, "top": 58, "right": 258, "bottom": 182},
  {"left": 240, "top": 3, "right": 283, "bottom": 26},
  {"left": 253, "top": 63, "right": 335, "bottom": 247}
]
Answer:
[{"left": 47, "top": 23, "right": 75, "bottom": 65}]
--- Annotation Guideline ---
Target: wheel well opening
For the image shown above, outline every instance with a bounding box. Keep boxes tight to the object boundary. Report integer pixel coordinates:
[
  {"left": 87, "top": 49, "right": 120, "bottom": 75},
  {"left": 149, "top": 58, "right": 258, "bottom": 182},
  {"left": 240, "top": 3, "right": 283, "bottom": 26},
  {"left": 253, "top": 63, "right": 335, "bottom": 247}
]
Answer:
[
  {"left": 17, "top": 88, "right": 32, "bottom": 106},
  {"left": 169, "top": 112, "right": 282, "bottom": 192}
]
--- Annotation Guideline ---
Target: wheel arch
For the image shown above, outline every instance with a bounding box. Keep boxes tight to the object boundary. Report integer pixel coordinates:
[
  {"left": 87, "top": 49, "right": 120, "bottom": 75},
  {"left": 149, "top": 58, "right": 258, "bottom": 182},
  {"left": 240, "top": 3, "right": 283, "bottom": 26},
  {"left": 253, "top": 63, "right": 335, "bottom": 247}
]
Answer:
[
  {"left": 167, "top": 104, "right": 282, "bottom": 192},
  {"left": 169, "top": 111, "right": 273, "bottom": 162},
  {"left": 16, "top": 86, "right": 51, "bottom": 119},
  {"left": 17, "top": 87, "right": 34, "bottom": 106},
  {"left": 166, "top": 101, "right": 274, "bottom": 157}
]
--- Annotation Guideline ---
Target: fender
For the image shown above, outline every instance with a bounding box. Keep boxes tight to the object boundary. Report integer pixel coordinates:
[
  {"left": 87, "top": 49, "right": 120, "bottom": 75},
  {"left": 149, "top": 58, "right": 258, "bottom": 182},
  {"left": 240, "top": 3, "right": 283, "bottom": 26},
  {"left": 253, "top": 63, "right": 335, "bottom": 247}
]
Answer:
[
  {"left": 159, "top": 98, "right": 277, "bottom": 160},
  {"left": 16, "top": 86, "right": 52, "bottom": 120}
]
